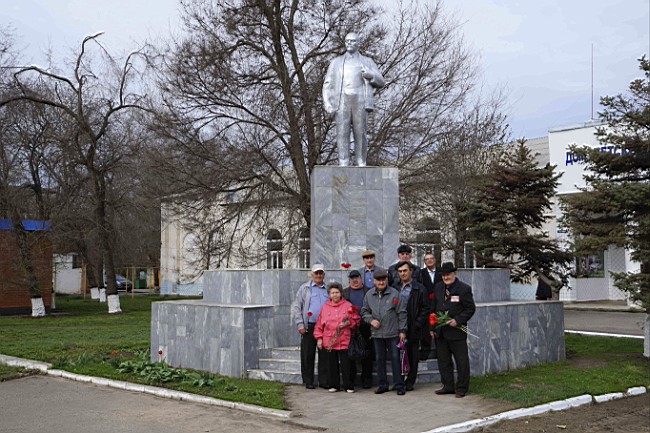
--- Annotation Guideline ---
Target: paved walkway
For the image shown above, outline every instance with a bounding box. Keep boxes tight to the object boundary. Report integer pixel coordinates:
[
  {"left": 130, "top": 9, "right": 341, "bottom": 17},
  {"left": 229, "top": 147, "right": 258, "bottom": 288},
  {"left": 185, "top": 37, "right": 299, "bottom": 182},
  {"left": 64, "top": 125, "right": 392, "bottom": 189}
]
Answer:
[{"left": 286, "top": 382, "right": 515, "bottom": 433}]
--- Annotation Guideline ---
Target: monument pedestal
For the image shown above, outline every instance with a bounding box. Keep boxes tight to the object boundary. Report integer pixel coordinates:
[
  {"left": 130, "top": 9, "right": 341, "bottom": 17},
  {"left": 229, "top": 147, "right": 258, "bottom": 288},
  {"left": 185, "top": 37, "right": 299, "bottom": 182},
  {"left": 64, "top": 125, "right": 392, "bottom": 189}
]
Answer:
[{"left": 311, "top": 166, "right": 399, "bottom": 269}]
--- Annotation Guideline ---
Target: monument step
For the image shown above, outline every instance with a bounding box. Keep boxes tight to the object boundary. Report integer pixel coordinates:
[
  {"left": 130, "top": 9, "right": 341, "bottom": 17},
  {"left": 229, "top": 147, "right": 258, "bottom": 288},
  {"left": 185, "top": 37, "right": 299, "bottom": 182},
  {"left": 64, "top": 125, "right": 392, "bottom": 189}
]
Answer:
[
  {"left": 258, "top": 356, "right": 439, "bottom": 373},
  {"left": 271, "top": 346, "right": 301, "bottom": 360},
  {"left": 268, "top": 346, "right": 440, "bottom": 369},
  {"left": 247, "top": 368, "right": 442, "bottom": 385}
]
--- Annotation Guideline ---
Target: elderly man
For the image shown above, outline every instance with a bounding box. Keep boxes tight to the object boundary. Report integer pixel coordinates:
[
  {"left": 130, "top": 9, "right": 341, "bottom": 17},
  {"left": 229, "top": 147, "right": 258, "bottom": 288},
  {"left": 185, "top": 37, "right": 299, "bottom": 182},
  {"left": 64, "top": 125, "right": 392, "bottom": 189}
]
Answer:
[
  {"left": 359, "top": 249, "right": 384, "bottom": 289},
  {"left": 342, "top": 269, "right": 373, "bottom": 389},
  {"left": 291, "top": 263, "right": 329, "bottom": 389},
  {"left": 395, "top": 261, "right": 428, "bottom": 391},
  {"left": 431, "top": 262, "right": 476, "bottom": 398},
  {"left": 417, "top": 253, "right": 442, "bottom": 359},
  {"left": 322, "top": 32, "right": 385, "bottom": 166},
  {"left": 362, "top": 270, "right": 408, "bottom": 396},
  {"left": 388, "top": 244, "right": 421, "bottom": 287}
]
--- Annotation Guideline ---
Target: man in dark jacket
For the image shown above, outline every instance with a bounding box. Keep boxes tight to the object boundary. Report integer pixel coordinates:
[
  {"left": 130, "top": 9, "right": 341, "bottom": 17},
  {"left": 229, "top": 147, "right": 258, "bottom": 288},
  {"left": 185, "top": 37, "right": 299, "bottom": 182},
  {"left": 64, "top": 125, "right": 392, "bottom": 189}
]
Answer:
[
  {"left": 342, "top": 270, "right": 373, "bottom": 388},
  {"left": 417, "top": 253, "right": 443, "bottom": 360},
  {"left": 388, "top": 244, "right": 421, "bottom": 287},
  {"left": 431, "top": 262, "right": 476, "bottom": 398},
  {"left": 395, "top": 261, "right": 429, "bottom": 391}
]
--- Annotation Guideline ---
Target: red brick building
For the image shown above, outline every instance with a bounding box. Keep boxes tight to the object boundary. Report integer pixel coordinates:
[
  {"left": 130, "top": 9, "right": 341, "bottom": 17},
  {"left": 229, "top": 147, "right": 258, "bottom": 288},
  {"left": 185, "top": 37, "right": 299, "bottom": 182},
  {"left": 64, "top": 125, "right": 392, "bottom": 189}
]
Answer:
[{"left": 0, "top": 220, "right": 53, "bottom": 315}]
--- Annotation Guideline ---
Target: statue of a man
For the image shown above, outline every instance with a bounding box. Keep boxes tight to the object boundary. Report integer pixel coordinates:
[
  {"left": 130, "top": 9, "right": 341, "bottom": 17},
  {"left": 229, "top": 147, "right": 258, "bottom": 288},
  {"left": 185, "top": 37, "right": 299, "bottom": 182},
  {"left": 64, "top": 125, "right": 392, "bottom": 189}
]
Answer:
[{"left": 323, "top": 33, "right": 385, "bottom": 167}]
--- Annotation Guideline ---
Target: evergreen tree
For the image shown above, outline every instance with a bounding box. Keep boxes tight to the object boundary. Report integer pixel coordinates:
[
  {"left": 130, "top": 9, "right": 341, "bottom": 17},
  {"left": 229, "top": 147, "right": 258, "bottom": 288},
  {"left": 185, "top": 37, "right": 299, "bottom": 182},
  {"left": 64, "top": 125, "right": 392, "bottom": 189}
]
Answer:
[
  {"left": 465, "top": 141, "right": 572, "bottom": 295},
  {"left": 561, "top": 56, "right": 650, "bottom": 311}
]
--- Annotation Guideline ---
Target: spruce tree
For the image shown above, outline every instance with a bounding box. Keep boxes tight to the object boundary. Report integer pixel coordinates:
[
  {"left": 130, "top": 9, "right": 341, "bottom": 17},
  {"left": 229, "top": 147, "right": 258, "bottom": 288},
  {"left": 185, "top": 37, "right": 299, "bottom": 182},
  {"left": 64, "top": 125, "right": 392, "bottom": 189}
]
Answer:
[
  {"left": 465, "top": 141, "right": 572, "bottom": 295},
  {"left": 561, "top": 56, "right": 650, "bottom": 311}
]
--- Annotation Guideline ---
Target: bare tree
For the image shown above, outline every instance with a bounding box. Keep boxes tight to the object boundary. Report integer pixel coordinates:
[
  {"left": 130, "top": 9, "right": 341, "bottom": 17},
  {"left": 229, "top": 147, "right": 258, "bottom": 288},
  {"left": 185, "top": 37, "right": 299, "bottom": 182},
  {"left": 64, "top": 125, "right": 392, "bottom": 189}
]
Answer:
[
  {"left": 148, "top": 0, "right": 507, "bottom": 268},
  {"left": 0, "top": 33, "right": 150, "bottom": 313}
]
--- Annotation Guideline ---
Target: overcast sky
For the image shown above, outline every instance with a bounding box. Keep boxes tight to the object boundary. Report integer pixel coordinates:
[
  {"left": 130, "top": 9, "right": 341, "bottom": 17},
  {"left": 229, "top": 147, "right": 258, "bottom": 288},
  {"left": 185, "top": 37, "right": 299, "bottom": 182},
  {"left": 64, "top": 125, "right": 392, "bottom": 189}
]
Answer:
[{"left": 2, "top": 0, "right": 649, "bottom": 139}]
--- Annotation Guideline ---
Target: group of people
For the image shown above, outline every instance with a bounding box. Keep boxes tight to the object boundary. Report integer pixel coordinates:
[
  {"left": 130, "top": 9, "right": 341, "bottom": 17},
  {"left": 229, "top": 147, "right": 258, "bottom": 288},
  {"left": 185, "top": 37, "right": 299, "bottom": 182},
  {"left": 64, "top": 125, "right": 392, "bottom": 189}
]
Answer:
[{"left": 291, "top": 245, "right": 476, "bottom": 398}]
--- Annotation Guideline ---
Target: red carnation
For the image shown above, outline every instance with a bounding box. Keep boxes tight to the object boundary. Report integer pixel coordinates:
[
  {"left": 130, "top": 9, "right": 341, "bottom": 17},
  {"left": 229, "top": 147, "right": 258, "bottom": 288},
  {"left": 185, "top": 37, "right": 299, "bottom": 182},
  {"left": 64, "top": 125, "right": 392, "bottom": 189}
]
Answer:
[
  {"left": 349, "top": 306, "right": 359, "bottom": 314},
  {"left": 341, "top": 263, "right": 351, "bottom": 269},
  {"left": 429, "top": 293, "right": 434, "bottom": 300},
  {"left": 111, "top": 349, "right": 118, "bottom": 355},
  {"left": 429, "top": 313, "right": 438, "bottom": 326},
  {"left": 158, "top": 350, "right": 163, "bottom": 355},
  {"left": 393, "top": 299, "right": 399, "bottom": 305},
  {"left": 308, "top": 312, "right": 313, "bottom": 317}
]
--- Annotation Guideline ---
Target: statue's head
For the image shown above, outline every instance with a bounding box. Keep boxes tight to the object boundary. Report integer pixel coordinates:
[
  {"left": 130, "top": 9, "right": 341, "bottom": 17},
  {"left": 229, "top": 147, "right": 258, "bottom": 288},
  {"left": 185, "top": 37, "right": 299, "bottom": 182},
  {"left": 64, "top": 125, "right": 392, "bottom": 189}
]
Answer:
[{"left": 345, "top": 33, "right": 360, "bottom": 54}]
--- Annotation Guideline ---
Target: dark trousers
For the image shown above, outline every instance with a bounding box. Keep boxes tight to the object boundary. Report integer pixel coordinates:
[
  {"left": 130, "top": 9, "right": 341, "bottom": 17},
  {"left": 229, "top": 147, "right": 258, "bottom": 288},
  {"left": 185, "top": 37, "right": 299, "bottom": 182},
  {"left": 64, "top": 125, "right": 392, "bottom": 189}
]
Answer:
[
  {"left": 300, "top": 323, "right": 327, "bottom": 387},
  {"left": 405, "top": 337, "right": 420, "bottom": 388},
  {"left": 373, "top": 336, "right": 404, "bottom": 391},
  {"left": 436, "top": 336, "right": 470, "bottom": 393},
  {"left": 324, "top": 349, "right": 352, "bottom": 390},
  {"left": 349, "top": 325, "right": 374, "bottom": 387}
]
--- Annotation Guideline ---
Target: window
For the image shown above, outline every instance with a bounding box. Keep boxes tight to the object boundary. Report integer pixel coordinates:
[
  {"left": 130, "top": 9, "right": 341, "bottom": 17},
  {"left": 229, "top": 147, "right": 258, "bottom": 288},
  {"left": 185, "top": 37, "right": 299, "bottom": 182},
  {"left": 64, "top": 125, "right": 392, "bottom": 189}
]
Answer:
[
  {"left": 464, "top": 241, "right": 476, "bottom": 268},
  {"left": 298, "top": 228, "right": 310, "bottom": 269},
  {"left": 414, "top": 217, "right": 441, "bottom": 266},
  {"left": 72, "top": 254, "right": 83, "bottom": 269},
  {"left": 266, "top": 229, "right": 283, "bottom": 269}
]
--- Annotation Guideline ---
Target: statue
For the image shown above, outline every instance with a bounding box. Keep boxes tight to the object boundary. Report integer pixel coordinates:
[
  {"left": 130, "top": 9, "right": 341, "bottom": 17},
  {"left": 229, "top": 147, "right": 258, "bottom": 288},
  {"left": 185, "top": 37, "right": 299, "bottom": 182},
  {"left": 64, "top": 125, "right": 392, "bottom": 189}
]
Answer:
[{"left": 323, "top": 33, "right": 385, "bottom": 167}]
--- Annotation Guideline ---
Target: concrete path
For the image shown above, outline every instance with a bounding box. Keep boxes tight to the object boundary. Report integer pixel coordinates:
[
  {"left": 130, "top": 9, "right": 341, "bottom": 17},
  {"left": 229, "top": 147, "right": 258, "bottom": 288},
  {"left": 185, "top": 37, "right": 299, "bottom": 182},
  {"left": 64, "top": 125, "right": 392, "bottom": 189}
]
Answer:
[
  {"left": 0, "top": 375, "right": 315, "bottom": 433},
  {"left": 286, "top": 382, "right": 516, "bottom": 433},
  {"left": 564, "top": 309, "right": 645, "bottom": 336}
]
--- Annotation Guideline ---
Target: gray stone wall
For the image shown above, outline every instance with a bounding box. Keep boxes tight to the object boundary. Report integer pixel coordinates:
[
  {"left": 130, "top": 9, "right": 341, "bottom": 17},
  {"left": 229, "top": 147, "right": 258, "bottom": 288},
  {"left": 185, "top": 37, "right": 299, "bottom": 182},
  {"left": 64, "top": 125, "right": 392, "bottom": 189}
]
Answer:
[
  {"left": 151, "top": 300, "right": 275, "bottom": 378},
  {"left": 457, "top": 269, "right": 510, "bottom": 303},
  {"left": 311, "top": 166, "right": 399, "bottom": 269},
  {"left": 468, "top": 301, "right": 565, "bottom": 376}
]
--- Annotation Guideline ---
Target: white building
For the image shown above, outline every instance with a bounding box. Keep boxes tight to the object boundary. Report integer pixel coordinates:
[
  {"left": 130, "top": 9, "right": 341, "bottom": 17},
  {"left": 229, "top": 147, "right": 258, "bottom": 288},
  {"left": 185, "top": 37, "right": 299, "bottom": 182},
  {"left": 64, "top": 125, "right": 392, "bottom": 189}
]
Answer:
[{"left": 548, "top": 121, "right": 632, "bottom": 302}]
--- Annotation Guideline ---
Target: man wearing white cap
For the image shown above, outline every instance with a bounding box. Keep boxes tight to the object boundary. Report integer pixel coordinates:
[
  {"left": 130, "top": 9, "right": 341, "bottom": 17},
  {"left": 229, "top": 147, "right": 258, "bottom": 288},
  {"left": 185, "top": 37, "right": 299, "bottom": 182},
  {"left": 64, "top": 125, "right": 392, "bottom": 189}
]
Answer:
[{"left": 291, "top": 263, "right": 329, "bottom": 389}]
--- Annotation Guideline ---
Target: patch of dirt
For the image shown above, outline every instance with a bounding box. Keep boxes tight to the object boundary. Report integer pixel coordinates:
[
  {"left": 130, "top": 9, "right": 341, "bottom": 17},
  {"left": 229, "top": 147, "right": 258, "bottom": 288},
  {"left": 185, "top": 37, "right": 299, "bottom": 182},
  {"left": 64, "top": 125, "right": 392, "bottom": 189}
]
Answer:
[
  {"left": 567, "top": 357, "right": 608, "bottom": 369},
  {"left": 474, "top": 394, "right": 650, "bottom": 433}
]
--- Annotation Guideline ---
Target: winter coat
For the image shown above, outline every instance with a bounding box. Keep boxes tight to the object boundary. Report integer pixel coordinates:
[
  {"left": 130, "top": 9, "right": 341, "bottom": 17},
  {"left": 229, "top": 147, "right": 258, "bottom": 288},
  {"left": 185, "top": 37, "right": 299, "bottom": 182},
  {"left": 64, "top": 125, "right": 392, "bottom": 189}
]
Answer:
[
  {"left": 400, "top": 280, "right": 430, "bottom": 340},
  {"left": 431, "top": 278, "right": 476, "bottom": 341},
  {"left": 361, "top": 286, "right": 407, "bottom": 339},
  {"left": 313, "top": 299, "right": 360, "bottom": 351}
]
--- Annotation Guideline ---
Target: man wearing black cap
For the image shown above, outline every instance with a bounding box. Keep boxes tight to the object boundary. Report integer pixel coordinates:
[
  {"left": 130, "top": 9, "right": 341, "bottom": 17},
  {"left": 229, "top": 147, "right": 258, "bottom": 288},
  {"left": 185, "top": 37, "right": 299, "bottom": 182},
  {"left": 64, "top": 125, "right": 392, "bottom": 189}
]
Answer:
[
  {"left": 388, "top": 244, "right": 420, "bottom": 287},
  {"left": 431, "top": 262, "right": 476, "bottom": 398},
  {"left": 342, "top": 269, "right": 373, "bottom": 388},
  {"left": 395, "top": 261, "right": 429, "bottom": 391}
]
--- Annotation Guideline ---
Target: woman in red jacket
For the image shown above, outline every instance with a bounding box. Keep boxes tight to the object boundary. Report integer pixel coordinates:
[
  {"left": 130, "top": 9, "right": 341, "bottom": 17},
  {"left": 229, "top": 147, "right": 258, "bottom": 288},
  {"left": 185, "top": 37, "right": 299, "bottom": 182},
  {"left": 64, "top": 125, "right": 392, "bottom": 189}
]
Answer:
[{"left": 314, "top": 282, "right": 361, "bottom": 393}]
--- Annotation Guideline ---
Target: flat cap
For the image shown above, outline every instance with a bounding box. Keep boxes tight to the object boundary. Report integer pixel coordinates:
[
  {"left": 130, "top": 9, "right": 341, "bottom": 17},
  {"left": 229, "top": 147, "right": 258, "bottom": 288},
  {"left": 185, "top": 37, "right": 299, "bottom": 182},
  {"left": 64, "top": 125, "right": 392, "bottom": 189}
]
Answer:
[
  {"left": 348, "top": 270, "right": 361, "bottom": 278},
  {"left": 361, "top": 249, "right": 376, "bottom": 258},
  {"left": 373, "top": 270, "right": 388, "bottom": 279}
]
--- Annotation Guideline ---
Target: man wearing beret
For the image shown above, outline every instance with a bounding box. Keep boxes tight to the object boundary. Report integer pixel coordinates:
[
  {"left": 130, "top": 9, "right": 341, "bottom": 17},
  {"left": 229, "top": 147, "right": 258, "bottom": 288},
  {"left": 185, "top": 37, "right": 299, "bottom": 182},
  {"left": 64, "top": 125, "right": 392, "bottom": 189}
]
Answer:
[
  {"left": 388, "top": 244, "right": 420, "bottom": 287},
  {"left": 359, "top": 249, "right": 384, "bottom": 289},
  {"left": 431, "top": 262, "right": 476, "bottom": 398},
  {"left": 342, "top": 269, "right": 373, "bottom": 388}
]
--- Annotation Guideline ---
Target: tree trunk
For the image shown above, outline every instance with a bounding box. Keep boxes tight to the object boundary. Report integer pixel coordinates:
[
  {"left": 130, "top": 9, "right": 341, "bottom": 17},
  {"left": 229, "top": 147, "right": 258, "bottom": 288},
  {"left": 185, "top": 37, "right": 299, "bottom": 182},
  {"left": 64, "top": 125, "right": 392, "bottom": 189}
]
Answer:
[
  {"left": 643, "top": 313, "right": 650, "bottom": 358},
  {"left": 92, "top": 173, "right": 121, "bottom": 313}
]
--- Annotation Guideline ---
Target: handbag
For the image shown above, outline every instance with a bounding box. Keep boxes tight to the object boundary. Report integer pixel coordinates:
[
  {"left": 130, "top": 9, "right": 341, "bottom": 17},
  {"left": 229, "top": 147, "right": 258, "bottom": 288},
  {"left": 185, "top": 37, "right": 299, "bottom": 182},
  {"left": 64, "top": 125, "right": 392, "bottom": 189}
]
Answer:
[{"left": 347, "top": 328, "right": 368, "bottom": 361}]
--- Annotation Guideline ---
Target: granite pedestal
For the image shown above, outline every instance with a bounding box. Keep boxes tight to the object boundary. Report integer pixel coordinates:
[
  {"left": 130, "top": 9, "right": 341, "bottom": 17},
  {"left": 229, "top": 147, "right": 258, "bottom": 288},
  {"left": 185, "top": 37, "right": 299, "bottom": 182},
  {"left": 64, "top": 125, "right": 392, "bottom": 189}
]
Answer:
[{"left": 310, "top": 166, "right": 399, "bottom": 269}]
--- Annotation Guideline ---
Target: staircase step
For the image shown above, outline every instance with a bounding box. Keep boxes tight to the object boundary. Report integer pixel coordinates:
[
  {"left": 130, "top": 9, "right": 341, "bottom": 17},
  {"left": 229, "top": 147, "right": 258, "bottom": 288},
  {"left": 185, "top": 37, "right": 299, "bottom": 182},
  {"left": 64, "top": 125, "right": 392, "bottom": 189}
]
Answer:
[
  {"left": 271, "top": 347, "right": 301, "bottom": 360},
  {"left": 247, "top": 368, "right": 441, "bottom": 385}
]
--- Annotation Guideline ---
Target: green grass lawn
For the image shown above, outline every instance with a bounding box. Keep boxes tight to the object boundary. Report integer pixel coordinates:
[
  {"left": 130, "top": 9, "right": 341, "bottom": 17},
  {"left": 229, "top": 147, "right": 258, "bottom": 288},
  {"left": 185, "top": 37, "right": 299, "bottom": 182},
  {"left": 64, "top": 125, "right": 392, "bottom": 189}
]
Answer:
[
  {"left": 0, "top": 296, "right": 287, "bottom": 409},
  {"left": 472, "top": 333, "right": 649, "bottom": 406},
  {"left": 1, "top": 296, "right": 647, "bottom": 410}
]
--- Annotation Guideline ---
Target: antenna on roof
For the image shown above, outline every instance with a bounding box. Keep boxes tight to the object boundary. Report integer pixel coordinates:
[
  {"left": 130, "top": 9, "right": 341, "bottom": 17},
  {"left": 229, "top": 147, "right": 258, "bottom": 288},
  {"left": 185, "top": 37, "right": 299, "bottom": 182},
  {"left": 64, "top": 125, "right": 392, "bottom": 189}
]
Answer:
[{"left": 591, "top": 43, "right": 594, "bottom": 121}]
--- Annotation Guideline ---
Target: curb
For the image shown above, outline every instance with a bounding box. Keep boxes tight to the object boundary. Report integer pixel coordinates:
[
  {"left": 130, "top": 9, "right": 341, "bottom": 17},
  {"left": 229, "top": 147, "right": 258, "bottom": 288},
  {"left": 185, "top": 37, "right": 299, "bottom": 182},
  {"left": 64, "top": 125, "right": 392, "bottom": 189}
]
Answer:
[
  {"left": 0, "top": 354, "right": 292, "bottom": 419},
  {"left": 421, "top": 387, "right": 649, "bottom": 433},
  {"left": 565, "top": 330, "right": 644, "bottom": 340}
]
